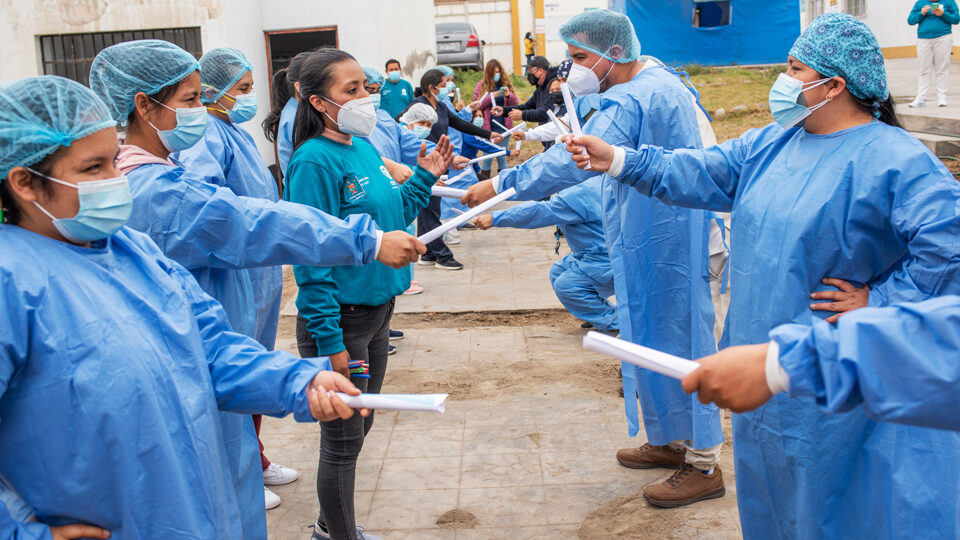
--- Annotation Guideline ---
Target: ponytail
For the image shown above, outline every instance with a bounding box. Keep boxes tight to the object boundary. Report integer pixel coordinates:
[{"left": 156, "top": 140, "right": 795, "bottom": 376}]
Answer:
[
  {"left": 292, "top": 48, "right": 356, "bottom": 150},
  {"left": 854, "top": 94, "right": 902, "bottom": 129},
  {"left": 261, "top": 68, "right": 291, "bottom": 142}
]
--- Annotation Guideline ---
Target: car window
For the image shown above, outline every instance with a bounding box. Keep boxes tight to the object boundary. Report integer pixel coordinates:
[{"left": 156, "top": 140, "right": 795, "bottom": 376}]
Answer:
[{"left": 437, "top": 23, "right": 471, "bottom": 33}]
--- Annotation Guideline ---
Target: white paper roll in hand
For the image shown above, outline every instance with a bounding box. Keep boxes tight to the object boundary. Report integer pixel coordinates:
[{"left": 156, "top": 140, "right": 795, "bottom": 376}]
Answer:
[
  {"left": 335, "top": 393, "right": 448, "bottom": 413},
  {"left": 432, "top": 186, "right": 469, "bottom": 198},
  {"left": 419, "top": 186, "right": 515, "bottom": 244},
  {"left": 582, "top": 331, "right": 699, "bottom": 380},
  {"left": 560, "top": 83, "right": 590, "bottom": 169},
  {"left": 468, "top": 150, "right": 507, "bottom": 165}
]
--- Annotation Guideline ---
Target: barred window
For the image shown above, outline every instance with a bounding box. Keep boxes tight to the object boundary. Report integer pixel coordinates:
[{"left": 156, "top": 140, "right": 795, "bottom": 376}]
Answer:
[{"left": 39, "top": 27, "right": 202, "bottom": 86}]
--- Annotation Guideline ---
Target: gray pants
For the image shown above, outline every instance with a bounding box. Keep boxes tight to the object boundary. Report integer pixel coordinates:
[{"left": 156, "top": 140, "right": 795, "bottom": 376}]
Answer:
[{"left": 296, "top": 299, "right": 394, "bottom": 540}]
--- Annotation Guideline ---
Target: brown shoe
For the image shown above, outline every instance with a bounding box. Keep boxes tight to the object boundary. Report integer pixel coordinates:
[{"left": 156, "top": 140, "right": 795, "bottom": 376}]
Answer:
[
  {"left": 616, "top": 443, "right": 685, "bottom": 469},
  {"left": 642, "top": 463, "right": 726, "bottom": 508}
]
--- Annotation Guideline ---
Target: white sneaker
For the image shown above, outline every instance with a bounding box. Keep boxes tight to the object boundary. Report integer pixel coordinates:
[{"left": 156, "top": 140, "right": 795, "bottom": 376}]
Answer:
[
  {"left": 264, "top": 487, "right": 281, "bottom": 510},
  {"left": 263, "top": 463, "right": 301, "bottom": 486},
  {"left": 939, "top": 98, "right": 949, "bottom": 107},
  {"left": 909, "top": 97, "right": 926, "bottom": 108}
]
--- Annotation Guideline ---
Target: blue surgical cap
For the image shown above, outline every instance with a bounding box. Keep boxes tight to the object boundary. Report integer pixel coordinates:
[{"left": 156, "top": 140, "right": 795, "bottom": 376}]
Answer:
[
  {"left": 790, "top": 13, "right": 889, "bottom": 101},
  {"left": 0, "top": 76, "right": 115, "bottom": 180},
  {"left": 199, "top": 47, "right": 253, "bottom": 103},
  {"left": 89, "top": 39, "right": 199, "bottom": 125},
  {"left": 560, "top": 9, "right": 641, "bottom": 63},
  {"left": 436, "top": 65, "right": 455, "bottom": 77},
  {"left": 362, "top": 66, "right": 385, "bottom": 88}
]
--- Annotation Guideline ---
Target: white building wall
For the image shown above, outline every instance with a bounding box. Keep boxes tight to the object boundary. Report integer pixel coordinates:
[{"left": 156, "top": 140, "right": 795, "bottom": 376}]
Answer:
[{"left": 0, "top": 0, "right": 436, "bottom": 166}]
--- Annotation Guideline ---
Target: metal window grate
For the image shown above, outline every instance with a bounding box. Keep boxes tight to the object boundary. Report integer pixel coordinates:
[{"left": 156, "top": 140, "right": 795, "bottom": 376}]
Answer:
[
  {"left": 845, "top": 0, "right": 866, "bottom": 17},
  {"left": 39, "top": 27, "right": 202, "bottom": 86}
]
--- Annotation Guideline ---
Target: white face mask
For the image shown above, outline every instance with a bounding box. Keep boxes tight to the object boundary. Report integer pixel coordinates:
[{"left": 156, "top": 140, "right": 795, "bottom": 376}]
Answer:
[
  {"left": 321, "top": 96, "right": 377, "bottom": 137},
  {"left": 566, "top": 56, "right": 614, "bottom": 96}
]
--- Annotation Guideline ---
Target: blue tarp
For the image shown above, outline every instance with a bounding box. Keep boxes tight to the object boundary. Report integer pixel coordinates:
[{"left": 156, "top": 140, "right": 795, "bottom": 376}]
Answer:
[{"left": 612, "top": 0, "right": 800, "bottom": 66}]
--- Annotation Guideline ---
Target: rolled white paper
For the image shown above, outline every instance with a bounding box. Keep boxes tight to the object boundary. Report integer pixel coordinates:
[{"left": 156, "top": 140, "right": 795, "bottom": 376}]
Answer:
[
  {"left": 455, "top": 87, "right": 461, "bottom": 103},
  {"left": 419, "top": 186, "right": 515, "bottom": 244},
  {"left": 560, "top": 83, "right": 590, "bottom": 169},
  {"left": 468, "top": 150, "right": 507, "bottom": 164},
  {"left": 546, "top": 110, "right": 570, "bottom": 136},
  {"left": 479, "top": 91, "right": 490, "bottom": 106},
  {"left": 445, "top": 168, "right": 473, "bottom": 185},
  {"left": 335, "top": 393, "right": 448, "bottom": 413},
  {"left": 515, "top": 141, "right": 522, "bottom": 150},
  {"left": 502, "top": 121, "right": 527, "bottom": 136},
  {"left": 582, "top": 331, "right": 699, "bottom": 380},
  {"left": 491, "top": 118, "right": 508, "bottom": 132},
  {"left": 432, "top": 186, "right": 468, "bottom": 198}
]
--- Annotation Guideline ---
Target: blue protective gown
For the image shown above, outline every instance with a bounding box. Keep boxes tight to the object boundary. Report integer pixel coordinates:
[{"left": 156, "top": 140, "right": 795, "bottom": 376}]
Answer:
[
  {"left": 0, "top": 225, "right": 330, "bottom": 540},
  {"left": 175, "top": 115, "right": 284, "bottom": 350},
  {"left": 613, "top": 120, "right": 960, "bottom": 538},
  {"left": 277, "top": 97, "right": 298, "bottom": 177},
  {"left": 366, "top": 108, "right": 433, "bottom": 167},
  {"left": 492, "top": 177, "right": 616, "bottom": 330},
  {"left": 772, "top": 295, "right": 960, "bottom": 432},
  {"left": 496, "top": 66, "right": 722, "bottom": 448},
  {"left": 439, "top": 98, "right": 498, "bottom": 220},
  {"left": 125, "top": 159, "right": 379, "bottom": 539}
]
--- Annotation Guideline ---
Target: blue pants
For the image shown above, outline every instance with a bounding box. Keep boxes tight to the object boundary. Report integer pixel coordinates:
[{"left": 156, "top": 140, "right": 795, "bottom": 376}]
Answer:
[{"left": 549, "top": 253, "right": 617, "bottom": 331}]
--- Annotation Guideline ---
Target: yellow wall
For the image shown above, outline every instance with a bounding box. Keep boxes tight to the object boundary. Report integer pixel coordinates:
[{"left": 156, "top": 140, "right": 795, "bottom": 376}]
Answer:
[{"left": 882, "top": 45, "right": 960, "bottom": 60}]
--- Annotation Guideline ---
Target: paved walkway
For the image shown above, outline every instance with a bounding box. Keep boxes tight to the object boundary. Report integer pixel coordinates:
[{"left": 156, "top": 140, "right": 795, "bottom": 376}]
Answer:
[
  {"left": 265, "top": 225, "right": 741, "bottom": 539},
  {"left": 886, "top": 57, "right": 960, "bottom": 119}
]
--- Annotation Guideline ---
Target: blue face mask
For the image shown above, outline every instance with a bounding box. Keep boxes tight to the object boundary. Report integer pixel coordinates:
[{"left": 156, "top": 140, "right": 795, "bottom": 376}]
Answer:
[
  {"left": 29, "top": 171, "right": 132, "bottom": 244},
  {"left": 769, "top": 73, "right": 832, "bottom": 129},
  {"left": 472, "top": 116, "right": 483, "bottom": 127},
  {"left": 493, "top": 72, "right": 501, "bottom": 83},
  {"left": 411, "top": 124, "right": 431, "bottom": 139},
  {"left": 370, "top": 93, "right": 381, "bottom": 109},
  {"left": 148, "top": 99, "right": 208, "bottom": 152},
  {"left": 445, "top": 81, "right": 456, "bottom": 95},
  {"left": 387, "top": 71, "right": 402, "bottom": 82},
  {"left": 223, "top": 92, "right": 258, "bottom": 123}
]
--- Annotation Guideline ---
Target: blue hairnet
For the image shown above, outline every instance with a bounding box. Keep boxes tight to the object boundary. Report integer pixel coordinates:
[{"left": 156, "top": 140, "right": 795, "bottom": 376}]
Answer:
[
  {"left": 0, "top": 76, "right": 115, "bottom": 180},
  {"left": 362, "top": 66, "right": 385, "bottom": 88},
  {"left": 790, "top": 13, "right": 889, "bottom": 101},
  {"left": 436, "top": 65, "right": 455, "bottom": 77},
  {"left": 199, "top": 47, "right": 253, "bottom": 103},
  {"left": 559, "top": 9, "right": 641, "bottom": 63},
  {"left": 89, "top": 40, "right": 199, "bottom": 125}
]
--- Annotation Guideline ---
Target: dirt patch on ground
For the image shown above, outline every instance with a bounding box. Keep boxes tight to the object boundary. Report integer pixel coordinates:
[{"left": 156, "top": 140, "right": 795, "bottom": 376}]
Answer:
[
  {"left": 576, "top": 493, "right": 729, "bottom": 539},
  {"left": 391, "top": 309, "right": 582, "bottom": 329},
  {"left": 387, "top": 356, "right": 620, "bottom": 400},
  {"left": 436, "top": 509, "right": 478, "bottom": 529}
]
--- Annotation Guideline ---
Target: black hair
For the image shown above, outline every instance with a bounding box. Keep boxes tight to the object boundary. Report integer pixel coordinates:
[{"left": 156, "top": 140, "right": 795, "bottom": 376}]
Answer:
[
  {"left": 414, "top": 69, "right": 444, "bottom": 99},
  {"left": 261, "top": 68, "right": 292, "bottom": 142},
  {"left": 1, "top": 149, "right": 61, "bottom": 225},
  {"left": 262, "top": 52, "right": 313, "bottom": 142},
  {"left": 854, "top": 94, "right": 902, "bottom": 129},
  {"left": 292, "top": 48, "right": 357, "bottom": 150},
  {"left": 385, "top": 58, "right": 401, "bottom": 71},
  {"left": 525, "top": 32, "right": 532, "bottom": 39},
  {"left": 125, "top": 80, "right": 181, "bottom": 127}
]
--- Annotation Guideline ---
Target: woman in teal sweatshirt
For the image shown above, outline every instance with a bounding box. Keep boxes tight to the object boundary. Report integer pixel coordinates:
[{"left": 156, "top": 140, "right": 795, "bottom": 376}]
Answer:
[
  {"left": 908, "top": 0, "right": 960, "bottom": 106},
  {"left": 283, "top": 48, "right": 452, "bottom": 540}
]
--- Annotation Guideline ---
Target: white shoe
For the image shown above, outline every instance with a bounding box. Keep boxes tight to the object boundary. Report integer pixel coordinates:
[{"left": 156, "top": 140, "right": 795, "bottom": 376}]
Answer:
[
  {"left": 443, "top": 232, "right": 461, "bottom": 245},
  {"left": 263, "top": 463, "right": 301, "bottom": 486},
  {"left": 909, "top": 98, "right": 926, "bottom": 108},
  {"left": 264, "top": 487, "right": 281, "bottom": 510},
  {"left": 939, "top": 98, "right": 949, "bottom": 107}
]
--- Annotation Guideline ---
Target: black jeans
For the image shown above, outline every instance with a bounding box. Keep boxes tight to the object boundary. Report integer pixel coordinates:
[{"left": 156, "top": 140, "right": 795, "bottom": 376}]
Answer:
[
  {"left": 417, "top": 195, "right": 453, "bottom": 261},
  {"left": 296, "top": 299, "right": 394, "bottom": 540}
]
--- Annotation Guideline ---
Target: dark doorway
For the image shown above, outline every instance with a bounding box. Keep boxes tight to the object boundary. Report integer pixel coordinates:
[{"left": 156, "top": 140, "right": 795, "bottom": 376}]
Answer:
[{"left": 693, "top": 1, "right": 732, "bottom": 28}]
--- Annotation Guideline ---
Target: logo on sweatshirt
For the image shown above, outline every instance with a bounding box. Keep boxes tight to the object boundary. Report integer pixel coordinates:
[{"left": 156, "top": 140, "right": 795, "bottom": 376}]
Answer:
[{"left": 344, "top": 174, "right": 368, "bottom": 203}]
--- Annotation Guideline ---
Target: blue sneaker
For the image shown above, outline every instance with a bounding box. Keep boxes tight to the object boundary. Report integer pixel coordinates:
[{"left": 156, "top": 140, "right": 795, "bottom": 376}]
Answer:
[
  {"left": 389, "top": 329, "right": 404, "bottom": 341},
  {"left": 388, "top": 345, "right": 397, "bottom": 355}
]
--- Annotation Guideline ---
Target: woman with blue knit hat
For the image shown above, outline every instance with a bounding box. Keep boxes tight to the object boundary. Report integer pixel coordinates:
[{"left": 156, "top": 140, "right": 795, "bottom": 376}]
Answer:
[{"left": 567, "top": 13, "right": 960, "bottom": 537}]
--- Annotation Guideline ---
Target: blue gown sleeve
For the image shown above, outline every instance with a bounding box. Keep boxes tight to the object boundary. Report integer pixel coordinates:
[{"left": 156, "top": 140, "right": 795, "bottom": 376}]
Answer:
[
  {"left": 492, "top": 195, "right": 587, "bottom": 229},
  {"left": 131, "top": 167, "right": 380, "bottom": 272},
  {"left": 0, "top": 274, "right": 50, "bottom": 540},
  {"left": 771, "top": 295, "right": 960, "bottom": 431},
  {"left": 612, "top": 126, "right": 764, "bottom": 212},
  {"left": 867, "top": 163, "right": 960, "bottom": 306},
  {"left": 163, "top": 253, "right": 332, "bottom": 421},
  {"left": 496, "top": 103, "right": 643, "bottom": 201},
  {"left": 398, "top": 125, "right": 435, "bottom": 166}
]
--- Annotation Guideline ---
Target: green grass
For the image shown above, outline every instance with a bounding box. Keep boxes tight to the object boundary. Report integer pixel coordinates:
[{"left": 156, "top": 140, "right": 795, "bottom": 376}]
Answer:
[{"left": 685, "top": 64, "right": 786, "bottom": 142}]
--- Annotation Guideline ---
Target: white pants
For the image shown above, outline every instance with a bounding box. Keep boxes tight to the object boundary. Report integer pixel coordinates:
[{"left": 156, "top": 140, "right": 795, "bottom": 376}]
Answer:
[
  {"left": 917, "top": 34, "right": 953, "bottom": 102},
  {"left": 669, "top": 438, "right": 723, "bottom": 469}
]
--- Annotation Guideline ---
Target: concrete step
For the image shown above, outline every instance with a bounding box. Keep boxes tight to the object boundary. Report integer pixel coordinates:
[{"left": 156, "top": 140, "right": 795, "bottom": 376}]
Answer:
[
  {"left": 900, "top": 112, "right": 960, "bottom": 138},
  {"left": 908, "top": 130, "right": 960, "bottom": 156}
]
